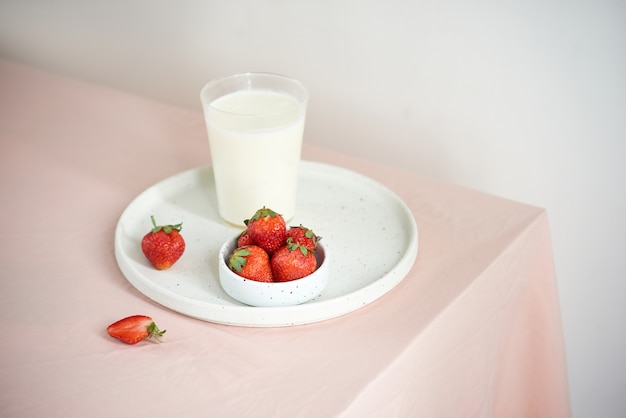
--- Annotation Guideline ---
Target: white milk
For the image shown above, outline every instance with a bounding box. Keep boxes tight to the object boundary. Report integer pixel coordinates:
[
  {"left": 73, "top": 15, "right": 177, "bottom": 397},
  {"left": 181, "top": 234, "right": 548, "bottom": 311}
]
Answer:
[{"left": 205, "top": 90, "right": 305, "bottom": 225}]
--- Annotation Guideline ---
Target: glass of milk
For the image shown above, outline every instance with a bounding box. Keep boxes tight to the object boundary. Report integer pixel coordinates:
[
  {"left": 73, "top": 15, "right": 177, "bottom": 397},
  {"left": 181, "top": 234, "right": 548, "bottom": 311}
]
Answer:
[{"left": 200, "top": 73, "right": 308, "bottom": 226}]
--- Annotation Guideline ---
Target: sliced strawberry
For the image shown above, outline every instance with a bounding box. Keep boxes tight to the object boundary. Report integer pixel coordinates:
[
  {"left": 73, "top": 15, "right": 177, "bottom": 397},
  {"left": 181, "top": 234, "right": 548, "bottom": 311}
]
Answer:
[{"left": 106, "top": 315, "right": 166, "bottom": 345}]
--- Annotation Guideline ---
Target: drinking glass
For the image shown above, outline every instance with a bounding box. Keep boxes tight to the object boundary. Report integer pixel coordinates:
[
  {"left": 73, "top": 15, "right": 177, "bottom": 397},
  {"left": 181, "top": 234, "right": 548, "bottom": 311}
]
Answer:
[{"left": 200, "top": 73, "right": 308, "bottom": 225}]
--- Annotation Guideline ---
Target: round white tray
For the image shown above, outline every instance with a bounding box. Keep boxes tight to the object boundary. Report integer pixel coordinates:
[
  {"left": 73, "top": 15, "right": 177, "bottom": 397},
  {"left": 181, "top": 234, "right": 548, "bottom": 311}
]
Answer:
[{"left": 114, "top": 161, "right": 418, "bottom": 327}]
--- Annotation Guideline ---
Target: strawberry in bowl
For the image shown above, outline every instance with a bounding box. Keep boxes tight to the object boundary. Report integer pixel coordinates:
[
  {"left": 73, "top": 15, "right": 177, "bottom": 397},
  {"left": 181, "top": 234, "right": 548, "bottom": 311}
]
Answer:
[{"left": 218, "top": 207, "right": 328, "bottom": 307}]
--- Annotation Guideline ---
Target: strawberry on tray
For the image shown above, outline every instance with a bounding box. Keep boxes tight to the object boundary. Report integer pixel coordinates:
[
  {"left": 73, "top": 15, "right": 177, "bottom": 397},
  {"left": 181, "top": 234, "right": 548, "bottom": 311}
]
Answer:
[{"left": 141, "top": 216, "right": 185, "bottom": 270}]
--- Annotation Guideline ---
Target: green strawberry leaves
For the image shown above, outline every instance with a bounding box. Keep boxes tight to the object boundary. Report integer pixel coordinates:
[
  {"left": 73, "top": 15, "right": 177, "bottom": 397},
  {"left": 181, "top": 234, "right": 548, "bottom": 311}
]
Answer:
[
  {"left": 147, "top": 321, "right": 167, "bottom": 342},
  {"left": 286, "top": 237, "right": 313, "bottom": 257},
  {"left": 244, "top": 206, "right": 280, "bottom": 226},
  {"left": 229, "top": 247, "right": 251, "bottom": 273},
  {"left": 150, "top": 215, "right": 183, "bottom": 234}
]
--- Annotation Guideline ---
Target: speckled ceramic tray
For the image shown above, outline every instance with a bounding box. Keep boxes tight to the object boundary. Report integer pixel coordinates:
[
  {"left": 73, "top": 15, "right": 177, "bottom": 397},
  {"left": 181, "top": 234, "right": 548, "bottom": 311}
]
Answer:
[{"left": 114, "top": 161, "right": 418, "bottom": 327}]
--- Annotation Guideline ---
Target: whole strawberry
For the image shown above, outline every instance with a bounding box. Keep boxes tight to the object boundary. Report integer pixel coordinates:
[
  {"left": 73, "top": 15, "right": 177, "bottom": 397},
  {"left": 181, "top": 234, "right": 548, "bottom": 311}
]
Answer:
[
  {"left": 141, "top": 215, "right": 185, "bottom": 270},
  {"left": 106, "top": 315, "right": 166, "bottom": 345},
  {"left": 271, "top": 239, "right": 317, "bottom": 282},
  {"left": 228, "top": 245, "right": 273, "bottom": 282},
  {"left": 286, "top": 224, "right": 321, "bottom": 251},
  {"left": 237, "top": 229, "right": 253, "bottom": 247},
  {"left": 244, "top": 207, "right": 286, "bottom": 254}
]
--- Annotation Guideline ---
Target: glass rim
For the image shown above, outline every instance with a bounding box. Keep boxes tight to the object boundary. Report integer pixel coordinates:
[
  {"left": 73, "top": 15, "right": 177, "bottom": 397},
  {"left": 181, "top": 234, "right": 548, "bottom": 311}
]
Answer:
[{"left": 200, "top": 72, "right": 308, "bottom": 118}]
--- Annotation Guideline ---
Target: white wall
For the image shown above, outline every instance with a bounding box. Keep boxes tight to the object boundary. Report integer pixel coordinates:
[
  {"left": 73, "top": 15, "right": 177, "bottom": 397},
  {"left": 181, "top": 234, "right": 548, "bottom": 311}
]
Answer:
[{"left": 1, "top": 1, "right": 624, "bottom": 416}]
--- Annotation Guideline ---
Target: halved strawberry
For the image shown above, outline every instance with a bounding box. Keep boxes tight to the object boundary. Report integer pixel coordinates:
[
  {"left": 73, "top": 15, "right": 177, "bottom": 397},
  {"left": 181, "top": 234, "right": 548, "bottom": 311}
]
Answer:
[{"left": 106, "top": 315, "right": 166, "bottom": 345}]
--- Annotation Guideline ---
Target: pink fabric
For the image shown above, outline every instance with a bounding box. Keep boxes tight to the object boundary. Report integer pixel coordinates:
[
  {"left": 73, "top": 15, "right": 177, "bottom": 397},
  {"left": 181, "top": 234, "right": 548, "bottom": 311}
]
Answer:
[{"left": 0, "top": 59, "right": 570, "bottom": 417}]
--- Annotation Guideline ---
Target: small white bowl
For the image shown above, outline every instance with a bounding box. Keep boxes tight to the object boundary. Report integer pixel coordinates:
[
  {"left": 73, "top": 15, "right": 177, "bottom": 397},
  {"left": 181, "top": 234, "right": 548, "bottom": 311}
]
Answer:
[{"left": 218, "top": 237, "right": 328, "bottom": 307}]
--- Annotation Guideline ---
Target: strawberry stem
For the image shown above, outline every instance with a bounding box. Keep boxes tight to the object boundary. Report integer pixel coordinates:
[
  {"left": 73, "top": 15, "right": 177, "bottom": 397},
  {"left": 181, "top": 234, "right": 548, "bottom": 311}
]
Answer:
[
  {"left": 147, "top": 321, "right": 166, "bottom": 342},
  {"left": 229, "top": 247, "right": 251, "bottom": 273},
  {"left": 150, "top": 215, "right": 183, "bottom": 234},
  {"left": 245, "top": 206, "right": 281, "bottom": 225}
]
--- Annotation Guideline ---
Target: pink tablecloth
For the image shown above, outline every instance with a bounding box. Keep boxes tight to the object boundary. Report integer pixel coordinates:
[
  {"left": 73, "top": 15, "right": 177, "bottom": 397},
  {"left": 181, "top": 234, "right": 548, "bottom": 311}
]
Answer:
[{"left": 0, "top": 59, "right": 570, "bottom": 417}]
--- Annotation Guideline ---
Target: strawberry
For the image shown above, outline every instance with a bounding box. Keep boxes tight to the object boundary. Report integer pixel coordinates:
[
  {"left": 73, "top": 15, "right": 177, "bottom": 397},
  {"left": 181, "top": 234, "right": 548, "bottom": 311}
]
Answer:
[
  {"left": 244, "top": 207, "right": 286, "bottom": 254},
  {"left": 141, "top": 215, "right": 185, "bottom": 270},
  {"left": 106, "top": 315, "right": 166, "bottom": 345},
  {"left": 228, "top": 245, "right": 273, "bottom": 282},
  {"left": 237, "top": 229, "right": 253, "bottom": 247},
  {"left": 286, "top": 224, "right": 321, "bottom": 251},
  {"left": 271, "top": 239, "right": 317, "bottom": 282}
]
